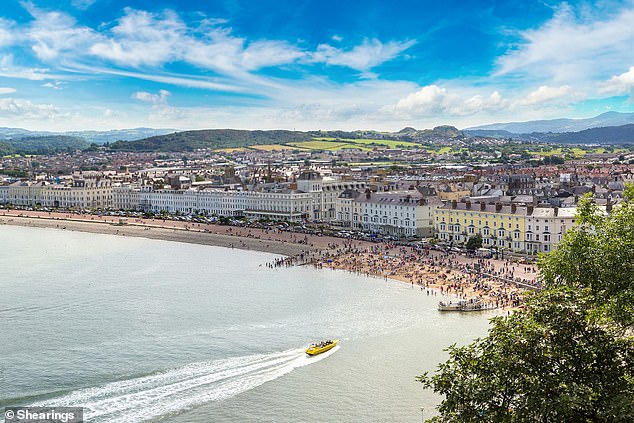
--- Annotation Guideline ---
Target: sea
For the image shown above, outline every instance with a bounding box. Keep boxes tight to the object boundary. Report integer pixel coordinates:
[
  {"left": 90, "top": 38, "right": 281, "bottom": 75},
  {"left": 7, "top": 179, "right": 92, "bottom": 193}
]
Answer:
[{"left": 0, "top": 225, "right": 493, "bottom": 422}]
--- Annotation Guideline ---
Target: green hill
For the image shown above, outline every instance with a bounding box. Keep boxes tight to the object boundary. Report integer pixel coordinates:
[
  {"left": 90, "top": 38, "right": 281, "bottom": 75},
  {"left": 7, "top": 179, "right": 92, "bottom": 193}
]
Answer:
[
  {"left": 551, "top": 124, "right": 634, "bottom": 144},
  {"left": 3, "top": 136, "right": 89, "bottom": 155},
  {"left": 108, "top": 126, "right": 464, "bottom": 152},
  {"left": 109, "top": 129, "right": 314, "bottom": 151}
]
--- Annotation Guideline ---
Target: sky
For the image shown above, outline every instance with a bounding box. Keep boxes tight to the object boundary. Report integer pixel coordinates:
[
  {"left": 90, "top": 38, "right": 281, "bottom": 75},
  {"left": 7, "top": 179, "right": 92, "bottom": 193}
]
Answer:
[{"left": 1, "top": 0, "right": 634, "bottom": 132}]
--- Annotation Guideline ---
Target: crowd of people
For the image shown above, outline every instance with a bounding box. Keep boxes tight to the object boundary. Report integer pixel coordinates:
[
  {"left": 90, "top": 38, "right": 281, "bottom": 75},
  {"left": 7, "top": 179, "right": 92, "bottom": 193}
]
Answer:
[{"left": 3, "top": 208, "right": 538, "bottom": 310}]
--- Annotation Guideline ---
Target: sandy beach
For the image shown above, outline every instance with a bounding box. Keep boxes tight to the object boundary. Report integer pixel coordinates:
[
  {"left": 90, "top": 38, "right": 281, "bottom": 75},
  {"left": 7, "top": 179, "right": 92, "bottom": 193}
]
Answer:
[
  {"left": 1, "top": 209, "right": 538, "bottom": 308},
  {"left": 0, "top": 210, "right": 345, "bottom": 256}
]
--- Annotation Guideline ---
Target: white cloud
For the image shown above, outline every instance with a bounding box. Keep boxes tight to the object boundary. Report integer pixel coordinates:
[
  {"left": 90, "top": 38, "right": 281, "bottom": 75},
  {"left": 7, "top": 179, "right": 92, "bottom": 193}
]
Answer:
[
  {"left": 0, "top": 97, "right": 59, "bottom": 120},
  {"left": 518, "top": 85, "right": 579, "bottom": 106},
  {"left": 392, "top": 85, "right": 450, "bottom": 113},
  {"left": 23, "top": 3, "right": 100, "bottom": 62},
  {"left": 71, "top": 0, "right": 97, "bottom": 10},
  {"left": 0, "top": 18, "right": 15, "bottom": 47},
  {"left": 455, "top": 91, "right": 507, "bottom": 116},
  {"left": 133, "top": 89, "right": 171, "bottom": 105},
  {"left": 0, "top": 54, "right": 54, "bottom": 81},
  {"left": 388, "top": 85, "right": 508, "bottom": 117},
  {"left": 311, "top": 38, "right": 416, "bottom": 72},
  {"left": 599, "top": 66, "right": 634, "bottom": 95},
  {"left": 496, "top": 3, "right": 634, "bottom": 84},
  {"left": 240, "top": 40, "right": 305, "bottom": 71},
  {"left": 0, "top": 87, "right": 16, "bottom": 95},
  {"left": 42, "top": 81, "right": 64, "bottom": 90},
  {"left": 80, "top": 8, "right": 410, "bottom": 87},
  {"left": 89, "top": 8, "right": 184, "bottom": 67}
]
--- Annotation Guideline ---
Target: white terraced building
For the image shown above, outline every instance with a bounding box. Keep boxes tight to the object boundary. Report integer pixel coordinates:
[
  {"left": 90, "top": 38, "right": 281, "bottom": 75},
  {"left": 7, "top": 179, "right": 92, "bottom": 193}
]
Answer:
[
  {"left": 357, "top": 190, "right": 440, "bottom": 237},
  {"left": 296, "top": 171, "right": 366, "bottom": 221},
  {"left": 0, "top": 185, "right": 8, "bottom": 204},
  {"left": 1, "top": 178, "right": 112, "bottom": 209},
  {"left": 112, "top": 185, "right": 314, "bottom": 222},
  {"left": 524, "top": 206, "right": 577, "bottom": 254}
]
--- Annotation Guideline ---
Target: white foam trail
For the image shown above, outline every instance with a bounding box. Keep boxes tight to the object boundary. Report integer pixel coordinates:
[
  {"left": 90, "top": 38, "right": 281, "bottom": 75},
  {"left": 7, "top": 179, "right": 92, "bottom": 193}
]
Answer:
[{"left": 31, "top": 346, "right": 339, "bottom": 423}]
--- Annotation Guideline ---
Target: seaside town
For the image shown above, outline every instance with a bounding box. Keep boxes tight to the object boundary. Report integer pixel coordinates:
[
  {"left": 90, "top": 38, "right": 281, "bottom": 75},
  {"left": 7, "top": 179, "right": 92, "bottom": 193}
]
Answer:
[
  {"left": 4, "top": 1, "right": 634, "bottom": 421},
  {"left": 2, "top": 139, "right": 632, "bottom": 311}
]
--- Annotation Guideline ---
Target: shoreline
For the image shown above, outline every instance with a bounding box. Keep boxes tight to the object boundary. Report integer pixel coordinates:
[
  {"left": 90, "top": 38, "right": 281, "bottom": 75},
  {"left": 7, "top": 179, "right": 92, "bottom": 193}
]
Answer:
[
  {"left": 0, "top": 214, "right": 317, "bottom": 257},
  {"left": 1, "top": 210, "right": 538, "bottom": 309}
]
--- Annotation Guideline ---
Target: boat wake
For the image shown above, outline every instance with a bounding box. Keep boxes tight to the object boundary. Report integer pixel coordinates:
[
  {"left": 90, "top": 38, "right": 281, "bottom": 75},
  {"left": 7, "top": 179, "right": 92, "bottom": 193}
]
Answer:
[{"left": 31, "top": 346, "right": 338, "bottom": 423}]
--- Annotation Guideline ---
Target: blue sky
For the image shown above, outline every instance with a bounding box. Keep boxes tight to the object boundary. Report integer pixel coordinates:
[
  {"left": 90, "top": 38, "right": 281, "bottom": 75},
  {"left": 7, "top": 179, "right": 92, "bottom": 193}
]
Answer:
[{"left": 1, "top": 0, "right": 634, "bottom": 131}]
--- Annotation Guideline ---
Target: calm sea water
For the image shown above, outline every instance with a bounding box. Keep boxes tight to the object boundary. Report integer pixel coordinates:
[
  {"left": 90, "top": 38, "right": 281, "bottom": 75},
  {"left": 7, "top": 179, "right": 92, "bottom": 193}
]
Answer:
[{"left": 0, "top": 225, "right": 492, "bottom": 422}]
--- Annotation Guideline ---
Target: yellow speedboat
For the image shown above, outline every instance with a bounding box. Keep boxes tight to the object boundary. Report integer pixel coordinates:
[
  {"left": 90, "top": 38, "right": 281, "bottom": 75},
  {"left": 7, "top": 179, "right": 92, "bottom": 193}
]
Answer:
[{"left": 305, "top": 339, "right": 338, "bottom": 356}]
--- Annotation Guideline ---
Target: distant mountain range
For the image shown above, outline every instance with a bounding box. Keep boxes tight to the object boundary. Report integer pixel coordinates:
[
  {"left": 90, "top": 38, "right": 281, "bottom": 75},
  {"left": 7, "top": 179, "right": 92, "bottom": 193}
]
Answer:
[
  {"left": 0, "top": 127, "right": 177, "bottom": 144},
  {"left": 465, "top": 111, "right": 634, "bottom": 134},
  {"left": 3, "top": 112, "right": 634, "bottom": 156}
]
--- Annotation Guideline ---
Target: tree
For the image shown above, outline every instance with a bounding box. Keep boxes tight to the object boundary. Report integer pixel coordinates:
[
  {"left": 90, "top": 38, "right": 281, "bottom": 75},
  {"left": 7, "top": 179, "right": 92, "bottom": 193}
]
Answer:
[
  {"left": 419, "top": 186, "right": 634, "bottom": 422},
  {"left": 540, "top": 188, "right": 634, "bottom": 326},
  {"left": 418, "top": 288, "right": 634, "bottom": 422},
  {"left": 465, "top": 234, "right": 483, "bottom": 251}
]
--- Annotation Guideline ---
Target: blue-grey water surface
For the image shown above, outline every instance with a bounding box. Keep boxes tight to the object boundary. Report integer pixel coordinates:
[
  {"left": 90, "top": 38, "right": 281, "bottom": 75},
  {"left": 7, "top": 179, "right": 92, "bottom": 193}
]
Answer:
[{"left": 0, "top": 225, "right": 492, "bottom": 422}]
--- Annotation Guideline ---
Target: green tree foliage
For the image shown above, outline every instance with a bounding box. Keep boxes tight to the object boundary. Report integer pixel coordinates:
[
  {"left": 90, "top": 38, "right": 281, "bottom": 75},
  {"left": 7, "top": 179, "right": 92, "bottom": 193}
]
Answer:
[
  {"left": 543, "top": 155, "right": 565, "bottom": 165},
  {"left": 3, "top": 136, "right": 89, "bottom": 154},
  {"left": 0, "top": 141, "right": 17, "bottom": 156},
  {"left": 540, "top": 189, "right": 634, "bottom": 326},
  {"left": 419, "top": 186, "right": 634, "bottom": 422},
  {"left": 465, "top": 234, "right": 483, "bottom": 251}
]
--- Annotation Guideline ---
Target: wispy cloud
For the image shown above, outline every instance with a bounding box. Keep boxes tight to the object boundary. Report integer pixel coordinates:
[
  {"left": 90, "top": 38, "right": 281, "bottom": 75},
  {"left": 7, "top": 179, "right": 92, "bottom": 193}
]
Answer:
[
  {"left": 0, "top": 54, "right": 57, "bottom": 81},
  {"left": 311, "top": 38, "right": 416, "bottom": 73},
  {"left": 0, "top": 18, "right": 15, "bottom": 47},
  {"left": 41, "top": 81, "right": 64, "bottom": 90},
  {"left": 0, "top": 87, "right": 16, "bottom": 94},
  {"left": 22, "top": 1, "right": 101, "bottom": 62},
  {"left": 71, "top": 0, "right": 98, "bottom": 11},
  {"left": 496, "top": 3, "right": 634, "bottom": 85}
]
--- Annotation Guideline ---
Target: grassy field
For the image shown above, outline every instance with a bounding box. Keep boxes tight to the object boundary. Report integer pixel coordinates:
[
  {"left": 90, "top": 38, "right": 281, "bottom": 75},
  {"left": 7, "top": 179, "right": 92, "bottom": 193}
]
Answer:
[
  {"left": 528, "top": 146, "right": 630, "bottom": 158},
  {"left": 248, "top": 144, "right": 297, "bottom": 151},
  {"left": 215, "top": 147, "right": 248, "bottom": 153},
  {"left": 311, "top": 137, "right": 422, "bottom": 149},
  {"left": 287, "top": 140, "right": 373, "bottom": 151}
]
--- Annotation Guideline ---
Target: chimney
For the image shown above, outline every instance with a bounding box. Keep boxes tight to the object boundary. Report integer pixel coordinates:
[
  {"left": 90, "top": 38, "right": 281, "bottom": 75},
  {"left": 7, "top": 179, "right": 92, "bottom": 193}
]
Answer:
[
  {"left": 451, "top": 200, "right": 457, "bottom": 209},
  {"left": 466, "top": 200, "right": 471, "bottom": 210},
  {"left": 495, "top": 203, "right": 502, "bottom": 212},
  {"left": 606, "top": 197, "right": 613, "bottom": 212},
  {"left": 480, "top": 202, "right": 486, "bottom": 211},
  {"left": 511, "top": 204, "right": 517, "bottom": 214},
  {"left": 554, "top": 207, "right": 559, "bottom": 216},
  {"left": 527, "top": 205, "right": 534, "bottom": 215}
]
